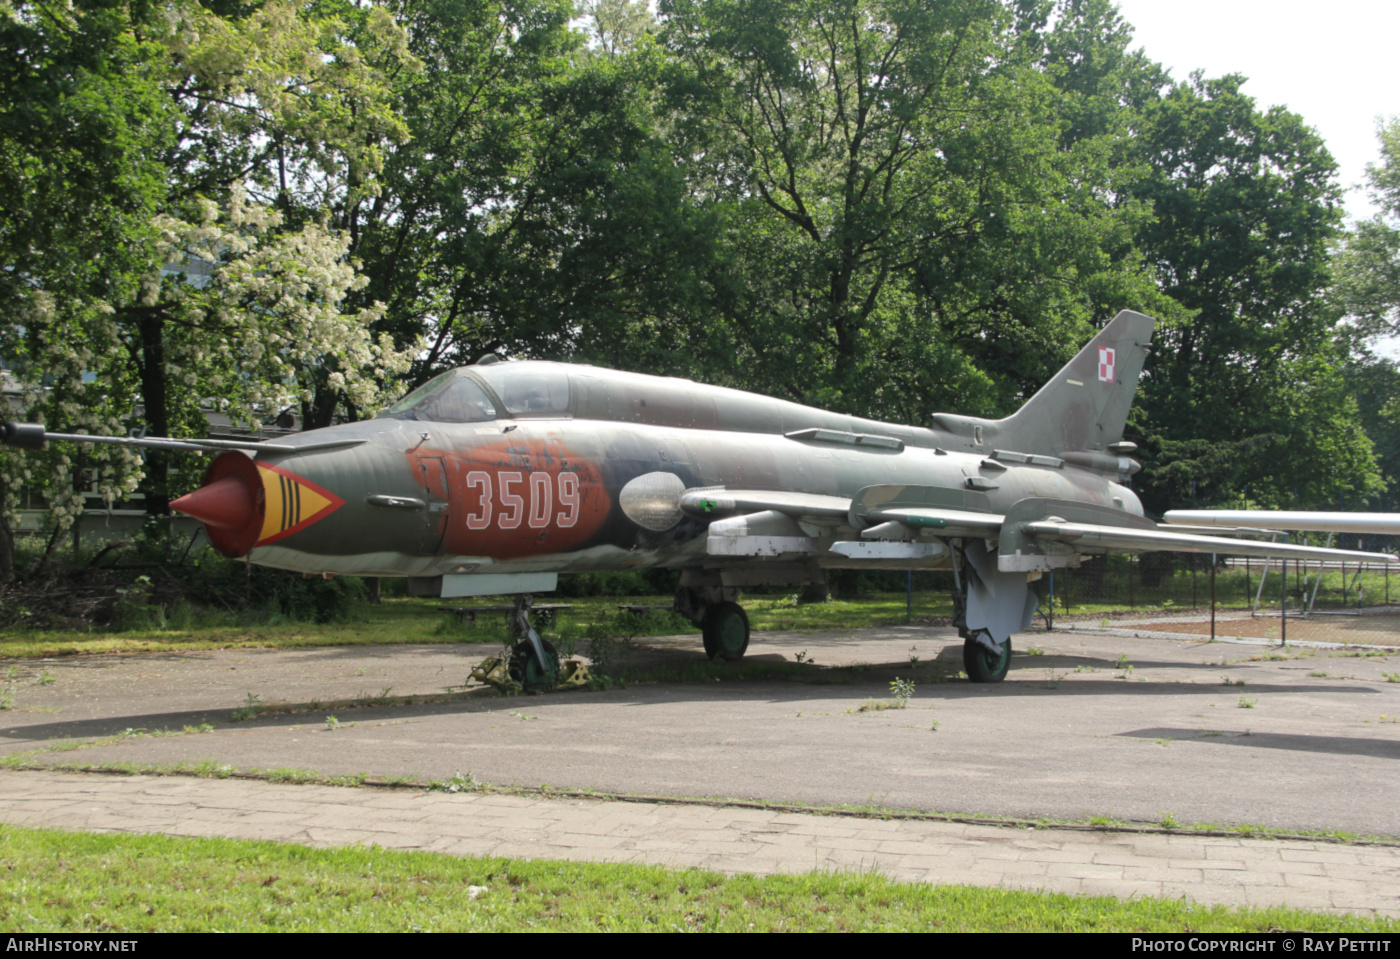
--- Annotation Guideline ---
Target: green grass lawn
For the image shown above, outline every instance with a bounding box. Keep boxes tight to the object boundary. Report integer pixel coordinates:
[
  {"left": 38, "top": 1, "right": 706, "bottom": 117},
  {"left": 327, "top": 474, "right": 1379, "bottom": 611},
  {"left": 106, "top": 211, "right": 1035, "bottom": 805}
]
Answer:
[
  {"left": 2, "top": 825, "right": 1391, "bottom": 932},
  {"left": 0, "top": 592, "right": 958, "bottom": 660}
]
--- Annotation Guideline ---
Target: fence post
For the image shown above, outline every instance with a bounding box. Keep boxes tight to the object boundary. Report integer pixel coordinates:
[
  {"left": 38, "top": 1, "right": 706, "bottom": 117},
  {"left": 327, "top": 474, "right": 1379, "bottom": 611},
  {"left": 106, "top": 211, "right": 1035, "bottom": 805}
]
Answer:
[
  {"left": 1210, "top": 554, "right": 1217, "bottom": 641},
  {"left": 1048, "top": 571, "right": 1055, "bottom": 631},
  {"left": 1128, "top": 554, "right": 1135, "bottom": 608}
]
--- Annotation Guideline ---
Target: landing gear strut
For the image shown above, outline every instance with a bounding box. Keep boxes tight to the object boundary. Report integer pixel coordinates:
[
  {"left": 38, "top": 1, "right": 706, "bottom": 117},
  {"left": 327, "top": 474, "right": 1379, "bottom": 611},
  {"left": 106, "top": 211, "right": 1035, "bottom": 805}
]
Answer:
[
  {"left": 676, "top": 570, "right": 750, "bottom": 663},
  {"left": 951, "top": 542, "right": 1012, "bottom": 684},
  {"left": 507, "top": 595, "right": 559, "bottom": 691}
]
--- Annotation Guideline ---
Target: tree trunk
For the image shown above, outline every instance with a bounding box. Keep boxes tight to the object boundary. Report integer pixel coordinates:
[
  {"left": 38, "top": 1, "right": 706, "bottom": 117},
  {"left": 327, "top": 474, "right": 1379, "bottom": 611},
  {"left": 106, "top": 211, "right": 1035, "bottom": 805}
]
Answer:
[
  {"left": 137, "top": 312, "right": 171, "bottom": 516},
  {"left": 0, "top": 511, "right": 14, "bottom": 587}
]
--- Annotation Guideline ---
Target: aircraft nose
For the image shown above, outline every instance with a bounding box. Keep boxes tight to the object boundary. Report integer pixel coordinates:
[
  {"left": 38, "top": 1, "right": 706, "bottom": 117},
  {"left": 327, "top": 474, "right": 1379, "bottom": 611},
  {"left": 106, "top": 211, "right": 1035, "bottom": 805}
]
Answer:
[
  {"left": 171, "top": 452, "right": 266, "bottom": 557},
  {"left": 171, "top": 476, "right": 257, "bottom": 531},
  {"left": 171, "top": 449, "right": 348, "bottom": 557}
]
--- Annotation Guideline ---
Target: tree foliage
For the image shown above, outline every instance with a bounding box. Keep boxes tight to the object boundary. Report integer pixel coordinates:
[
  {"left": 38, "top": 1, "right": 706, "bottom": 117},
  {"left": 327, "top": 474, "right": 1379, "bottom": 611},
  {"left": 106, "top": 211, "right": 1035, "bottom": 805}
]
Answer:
[
  {"left": 0, "top": 0, "right": 1391, "bottom": 554},
  {"left": 1125, "top": 74, "right": 1377, "bottom": 511},
  {"left": 0, "top": 0, "right": 417, "bottom": 523}
]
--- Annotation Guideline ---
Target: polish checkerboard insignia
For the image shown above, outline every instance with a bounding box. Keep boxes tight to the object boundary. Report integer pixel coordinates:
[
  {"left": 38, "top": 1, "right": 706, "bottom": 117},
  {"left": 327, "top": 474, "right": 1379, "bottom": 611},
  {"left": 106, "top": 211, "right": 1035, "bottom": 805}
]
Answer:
[{"left": 1098, "top": 347, "right": 1115, "bottom": 383}]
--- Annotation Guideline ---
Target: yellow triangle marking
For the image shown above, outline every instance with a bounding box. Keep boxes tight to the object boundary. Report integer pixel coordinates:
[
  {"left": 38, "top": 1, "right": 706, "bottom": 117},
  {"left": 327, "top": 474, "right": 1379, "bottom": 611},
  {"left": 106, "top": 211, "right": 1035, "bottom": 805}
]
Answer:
[{"left": 257, "top": 467, "right": 337, "bottom": 542}]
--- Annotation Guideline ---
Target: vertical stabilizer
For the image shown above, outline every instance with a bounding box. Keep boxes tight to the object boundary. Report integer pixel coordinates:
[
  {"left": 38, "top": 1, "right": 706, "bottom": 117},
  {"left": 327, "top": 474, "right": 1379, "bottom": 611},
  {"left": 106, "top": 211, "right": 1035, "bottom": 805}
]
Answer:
[{"left": 998, "top": 310, "right": 1155, "bottom": 456}]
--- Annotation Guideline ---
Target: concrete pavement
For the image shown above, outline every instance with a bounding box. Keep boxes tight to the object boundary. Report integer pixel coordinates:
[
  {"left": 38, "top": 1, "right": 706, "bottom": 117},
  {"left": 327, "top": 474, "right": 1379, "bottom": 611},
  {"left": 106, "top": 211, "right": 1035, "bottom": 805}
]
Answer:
[
  {"left": 2, "top": 625, "right": 1399, "bottom": 917},
  {"left": 3, "top": 769, "right": 1399, "bottom": 917}
]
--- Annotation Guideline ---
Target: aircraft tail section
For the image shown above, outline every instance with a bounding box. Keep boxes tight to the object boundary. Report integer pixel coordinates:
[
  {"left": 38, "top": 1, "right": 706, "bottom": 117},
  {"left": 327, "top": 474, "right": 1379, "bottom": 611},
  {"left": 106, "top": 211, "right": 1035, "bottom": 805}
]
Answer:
[{"left": 930, "top": 310, "right": 1155, "bottom": 457}]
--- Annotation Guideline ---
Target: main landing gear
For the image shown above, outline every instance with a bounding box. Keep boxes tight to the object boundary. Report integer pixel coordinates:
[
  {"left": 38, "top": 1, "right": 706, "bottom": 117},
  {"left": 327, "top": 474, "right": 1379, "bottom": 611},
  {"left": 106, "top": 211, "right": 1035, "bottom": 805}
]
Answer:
[
  {"left": 951, "top": 542, "right": 1013, "bottom": 684},
  {"left": 701, "top": 602, "right": 750, "bottom": 662},
  {"left": 962, "top": 633, "right": 1012, "bottom": 683},
  {"left": 675, "top": 573, "right": 751, "bottom": 663}
]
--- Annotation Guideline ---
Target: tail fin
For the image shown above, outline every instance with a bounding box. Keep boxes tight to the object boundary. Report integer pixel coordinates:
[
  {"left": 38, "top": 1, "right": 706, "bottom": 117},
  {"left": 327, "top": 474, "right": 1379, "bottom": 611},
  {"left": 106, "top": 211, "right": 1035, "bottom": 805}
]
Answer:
[{"left": 930, "top": 310, "right": 1155, "bottom": 457}]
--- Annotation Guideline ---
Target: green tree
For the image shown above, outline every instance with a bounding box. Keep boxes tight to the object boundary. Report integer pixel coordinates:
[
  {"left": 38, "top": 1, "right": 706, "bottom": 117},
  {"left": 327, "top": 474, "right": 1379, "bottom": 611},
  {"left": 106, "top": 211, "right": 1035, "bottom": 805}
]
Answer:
[
  {"left": 659, "top": 0, "right": 1165, "bottom": 423},
  {"left": 0, "top": 0, "right": 416, "bottom": 540},
  {"left": 1126, "top": 74, "right": 1379, "bottom": 511},
  {"left": 1336, "top": 118, "right": 1400, "bottom": 338},
  {"left": 341, "top": 0, "right": 727, "bottom": 392}
]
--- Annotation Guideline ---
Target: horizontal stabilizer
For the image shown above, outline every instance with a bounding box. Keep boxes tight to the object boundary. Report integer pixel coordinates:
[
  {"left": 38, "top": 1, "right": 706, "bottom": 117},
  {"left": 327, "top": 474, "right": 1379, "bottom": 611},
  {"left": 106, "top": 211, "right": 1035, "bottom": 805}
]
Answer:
[{"left": 999, "top": 498, "right": 1156, "bottom": 571}]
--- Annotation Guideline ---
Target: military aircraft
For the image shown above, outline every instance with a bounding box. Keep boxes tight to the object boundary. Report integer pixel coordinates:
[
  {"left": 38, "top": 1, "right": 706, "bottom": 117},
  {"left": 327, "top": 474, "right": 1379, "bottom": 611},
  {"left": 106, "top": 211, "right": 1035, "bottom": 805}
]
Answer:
[{"left": 5, "top": 309, "right": 1396, "bottom": 686}]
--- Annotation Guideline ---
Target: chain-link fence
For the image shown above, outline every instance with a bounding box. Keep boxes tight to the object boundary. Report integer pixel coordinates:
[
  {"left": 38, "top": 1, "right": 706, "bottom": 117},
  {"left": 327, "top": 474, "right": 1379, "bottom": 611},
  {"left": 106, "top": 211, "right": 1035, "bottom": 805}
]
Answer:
[{"left": 1034, "top": 534, "right": 1400, "bottom": 646}]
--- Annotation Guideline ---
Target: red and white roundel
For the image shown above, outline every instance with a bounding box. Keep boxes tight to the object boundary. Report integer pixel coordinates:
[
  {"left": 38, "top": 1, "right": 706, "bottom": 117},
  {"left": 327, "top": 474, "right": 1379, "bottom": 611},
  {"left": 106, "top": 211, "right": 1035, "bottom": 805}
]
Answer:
[{"left": 1097, "top": 347, "right": 1116, "bottom": 383}]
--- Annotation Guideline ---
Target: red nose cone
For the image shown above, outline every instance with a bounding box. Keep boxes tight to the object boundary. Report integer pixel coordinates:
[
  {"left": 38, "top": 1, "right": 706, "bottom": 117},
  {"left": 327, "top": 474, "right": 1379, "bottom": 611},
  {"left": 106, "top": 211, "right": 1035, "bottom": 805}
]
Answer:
[
  {"left": 171, "top": 476, "right": 255, "bottom": 530},
  {"left": 173, "top": 452, "right": 266, "bottom": 557}
]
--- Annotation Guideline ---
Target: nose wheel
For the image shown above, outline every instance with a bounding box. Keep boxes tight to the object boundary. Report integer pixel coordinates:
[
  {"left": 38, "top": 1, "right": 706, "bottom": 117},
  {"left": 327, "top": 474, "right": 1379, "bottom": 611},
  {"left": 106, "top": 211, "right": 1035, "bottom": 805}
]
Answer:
[
  {"left": 508, "top": 638, "right": 560, "bottom": 691},
  {"left": 508, "top": 595, "right": 560, "bottom": 690}
]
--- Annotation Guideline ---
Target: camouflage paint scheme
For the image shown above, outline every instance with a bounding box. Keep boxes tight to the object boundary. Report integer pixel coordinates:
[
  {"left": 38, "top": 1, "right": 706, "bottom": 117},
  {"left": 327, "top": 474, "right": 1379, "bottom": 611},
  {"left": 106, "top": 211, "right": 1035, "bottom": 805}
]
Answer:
[{"left": 237, "top": 318, "right": 1147, "bottom": 583}]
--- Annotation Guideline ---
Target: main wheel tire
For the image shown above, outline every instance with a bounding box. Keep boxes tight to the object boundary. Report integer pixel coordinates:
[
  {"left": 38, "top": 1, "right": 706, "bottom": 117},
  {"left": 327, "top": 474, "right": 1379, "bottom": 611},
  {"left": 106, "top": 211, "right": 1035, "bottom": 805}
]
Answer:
[
  {"left": 508, "top": 639, "right": 560, "bottom": 691},
  {"left": 963, "top": 635, "right": 1012, "bottom": 683},
  {"left": 702, "top": 602, "right": 750, "bottom": 662}
]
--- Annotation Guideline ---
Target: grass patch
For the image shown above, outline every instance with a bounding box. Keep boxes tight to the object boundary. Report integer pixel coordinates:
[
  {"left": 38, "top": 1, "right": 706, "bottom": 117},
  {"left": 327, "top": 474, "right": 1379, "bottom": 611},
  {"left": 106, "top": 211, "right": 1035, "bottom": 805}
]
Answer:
[
  {"left": 0, "top": 593, "right": 956, "bottom": 660},
  {"left": 0, "top": 825, "right": 1392, "bottom": 932}
]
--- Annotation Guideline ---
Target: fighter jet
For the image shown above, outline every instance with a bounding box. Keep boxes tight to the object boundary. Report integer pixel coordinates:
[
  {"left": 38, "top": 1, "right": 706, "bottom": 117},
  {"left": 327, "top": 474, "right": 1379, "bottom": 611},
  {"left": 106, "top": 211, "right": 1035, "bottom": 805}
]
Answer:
[{"left": 5, "top": 310, "right": 1395, "bottom": 685}]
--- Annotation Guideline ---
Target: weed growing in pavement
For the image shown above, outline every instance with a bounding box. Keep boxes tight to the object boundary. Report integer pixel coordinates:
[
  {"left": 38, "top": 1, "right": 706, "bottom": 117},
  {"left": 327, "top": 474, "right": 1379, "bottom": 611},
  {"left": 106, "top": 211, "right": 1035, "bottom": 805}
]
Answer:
[
  {"left": 230, "top": 693, "right": 264, "bottom": 722},
  {"left": 1237, "top": 696, "right": 1257, "bottom": 709},
  {"left": 1026, "top": 645, "right": 1045, "bottom": 656},
  {"left": 35, "top": 669, "right": 55, "bottom": 686},
  {"left": 1222, "top": 677, "right": 1245, "bottom": 686},
  {"left": 428, "top": 771, "right": 479, "bottom": 793},
  {"left": 1383, "top": 672, "right": 1400, "bottom": 683},
  {"left": 889, "top": 677, "right": 915, "bottom": 706},
  {"left": 325, "top": 715, "right": 341, "bottom": 730}
]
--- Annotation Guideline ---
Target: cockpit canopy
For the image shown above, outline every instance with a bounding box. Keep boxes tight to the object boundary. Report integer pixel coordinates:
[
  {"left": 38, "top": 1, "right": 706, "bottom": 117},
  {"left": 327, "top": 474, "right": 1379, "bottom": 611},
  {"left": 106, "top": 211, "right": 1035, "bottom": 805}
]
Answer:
[{"left": 377, "top": 364, "right": 570, "bottom": 423}]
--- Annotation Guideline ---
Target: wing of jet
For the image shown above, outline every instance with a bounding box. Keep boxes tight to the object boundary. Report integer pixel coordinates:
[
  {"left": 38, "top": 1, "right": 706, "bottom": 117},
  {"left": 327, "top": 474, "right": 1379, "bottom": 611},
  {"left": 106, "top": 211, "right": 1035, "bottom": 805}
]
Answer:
[{"left": 1163, "top": 510, "right": 1400, "bottom": 536}]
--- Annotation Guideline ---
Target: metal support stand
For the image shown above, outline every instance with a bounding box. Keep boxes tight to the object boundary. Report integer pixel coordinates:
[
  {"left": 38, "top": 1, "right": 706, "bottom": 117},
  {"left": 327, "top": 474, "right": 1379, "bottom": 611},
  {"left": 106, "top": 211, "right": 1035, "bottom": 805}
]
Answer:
[
  {"left": 1306, "top": 534, "right": 1331, "bottom": 615},
  {"left": 1210, "top": 554, "right": 1217, "bottom": 641}
]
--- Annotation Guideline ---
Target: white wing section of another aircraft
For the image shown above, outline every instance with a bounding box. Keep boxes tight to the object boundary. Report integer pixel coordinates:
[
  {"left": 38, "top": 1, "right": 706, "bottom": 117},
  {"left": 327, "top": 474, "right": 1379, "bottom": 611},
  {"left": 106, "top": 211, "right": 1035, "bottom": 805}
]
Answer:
[
  {"left": 1163, "top": 510, "right": 1400, "bottom": 536},
  {"left": 1021, "top": 519, "right": 1400, "bottom": 564}
]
